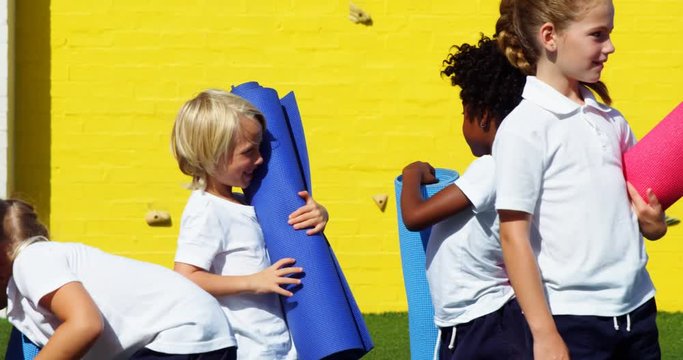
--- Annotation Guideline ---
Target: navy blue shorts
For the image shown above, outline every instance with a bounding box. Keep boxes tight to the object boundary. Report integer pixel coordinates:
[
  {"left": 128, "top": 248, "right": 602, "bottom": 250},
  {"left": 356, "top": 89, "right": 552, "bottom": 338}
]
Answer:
[
  {"left": 129, "top": 346, "right": 237, "bottom": 360},
  {"left": 554, "top": 297, "right": 660, "bottom": 360},
  {"left": 438, "top": 298, "right": 532, "bottom": 360}
]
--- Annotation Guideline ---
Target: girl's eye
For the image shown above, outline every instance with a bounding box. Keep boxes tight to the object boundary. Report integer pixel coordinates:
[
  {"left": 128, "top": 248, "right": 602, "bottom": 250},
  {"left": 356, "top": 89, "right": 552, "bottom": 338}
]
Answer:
[{"left": 591, "top": 31, "right": 609, "bottom": 41}]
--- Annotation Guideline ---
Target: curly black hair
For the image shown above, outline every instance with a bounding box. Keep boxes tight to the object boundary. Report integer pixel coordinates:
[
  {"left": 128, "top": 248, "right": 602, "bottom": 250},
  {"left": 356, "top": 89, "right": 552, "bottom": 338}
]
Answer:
[{"left": 441, "top": 34, "right": 525, "bottom": 125}]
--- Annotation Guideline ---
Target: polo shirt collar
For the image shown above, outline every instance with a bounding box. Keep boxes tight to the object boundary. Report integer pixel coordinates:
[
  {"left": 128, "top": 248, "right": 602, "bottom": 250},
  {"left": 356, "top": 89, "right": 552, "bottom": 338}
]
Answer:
[
  {"left": 581, "top": 86, "right": 612, "bottom": 113},
  {"left": 522, "top": 76, "right": 612, "bottom": 116}
]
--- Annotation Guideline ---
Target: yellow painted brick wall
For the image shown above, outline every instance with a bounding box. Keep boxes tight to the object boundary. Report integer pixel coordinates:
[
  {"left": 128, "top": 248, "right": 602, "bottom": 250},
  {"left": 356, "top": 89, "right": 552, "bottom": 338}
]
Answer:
[
  {"left": 13, "top": 0, "right": 51, "bottom": 226},
  {"left": 14, "top": 0, "right": 683, "bottom": 313}
]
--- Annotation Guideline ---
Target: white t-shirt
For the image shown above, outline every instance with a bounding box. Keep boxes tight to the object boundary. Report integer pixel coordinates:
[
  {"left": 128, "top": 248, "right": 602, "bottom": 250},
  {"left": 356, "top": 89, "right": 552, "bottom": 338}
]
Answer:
[
  {"left": 427, "top": 155, "right": 514, "bottom": 327},
  {"left": 175, "top": 190, "right": 296, "bottom": 360},
  {"left": 493, "top": 76, "right": 655, "bottom": 316},
  {"left": 7, "top": 242, "right": 236, "bottom": 360}
]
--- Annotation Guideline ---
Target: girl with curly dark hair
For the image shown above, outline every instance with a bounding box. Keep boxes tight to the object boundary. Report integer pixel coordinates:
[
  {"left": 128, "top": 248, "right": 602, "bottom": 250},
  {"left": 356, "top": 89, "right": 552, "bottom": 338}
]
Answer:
[{"left": 400, "top": 34, "right": 528, "bottom": 359}]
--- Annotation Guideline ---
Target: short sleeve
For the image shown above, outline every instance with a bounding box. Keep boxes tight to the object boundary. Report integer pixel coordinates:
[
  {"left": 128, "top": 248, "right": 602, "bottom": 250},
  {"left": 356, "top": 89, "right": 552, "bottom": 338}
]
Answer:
[
  {"left": 494, "top": 126, "right": 544, "bottom": 214},
  {"left": 620, "top": 117, "right": 637, "bottom": 153},
  {"left": 174, "top": 204, "right": 225, "bottom": 270},
  {"left": 12, "top": 243, "right": 78, "bottom": 307},
  {"left": 454, "top": 155, "right": 496, "bottom": 213}
]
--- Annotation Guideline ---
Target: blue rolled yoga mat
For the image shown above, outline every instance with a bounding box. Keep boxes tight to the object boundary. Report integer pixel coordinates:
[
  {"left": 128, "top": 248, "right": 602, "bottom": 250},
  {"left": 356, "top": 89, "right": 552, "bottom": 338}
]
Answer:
[
  {"left": 5, "top": 327, "right": 40, "bottom": 360},
  {"left": 394, "top": 169, "right": 460, "bottom": 360},
  {"left": 231, "top": 82, "right": 373, "bottom": 360}
]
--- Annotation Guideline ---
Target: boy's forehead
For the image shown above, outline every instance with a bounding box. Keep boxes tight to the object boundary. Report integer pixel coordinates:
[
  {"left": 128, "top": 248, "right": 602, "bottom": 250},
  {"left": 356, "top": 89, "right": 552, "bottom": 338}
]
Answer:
[
  {"left": 236, "top": 116, "right": 263, "bottom": 141},
  {"left": 240, "top": 116, "right": 262, "bottom": 130},
  {"left": 238, "top": 114, "right": 262, "bottom": 126}
]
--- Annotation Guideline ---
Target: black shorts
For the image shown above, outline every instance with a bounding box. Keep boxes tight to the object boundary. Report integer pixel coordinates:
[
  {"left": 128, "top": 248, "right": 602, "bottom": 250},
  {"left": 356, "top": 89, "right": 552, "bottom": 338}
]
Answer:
[
  {"left": 554, "top": 297, "right": 660, "bottom": 360},
  {"left": 129, "top": 346, "right": 237, "bottom": 360},
  {"left": 438, "top": 298, "right": 532, "bottom": 360}
]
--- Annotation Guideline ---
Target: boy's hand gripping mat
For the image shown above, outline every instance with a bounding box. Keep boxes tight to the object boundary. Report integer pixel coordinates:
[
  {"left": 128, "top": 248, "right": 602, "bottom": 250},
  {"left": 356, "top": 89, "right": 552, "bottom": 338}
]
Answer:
[
  {"left": 623, "top": 102, "right": 683, "bottom": 210},
  {"left": 394, "top": 169, "right": 459, "bottom": 360},
  {"left": 5, "top": 327, "right": 40, "bottom": 360},
  {"left": 231, "top": 82, "right": 373, "bottom": 360}
]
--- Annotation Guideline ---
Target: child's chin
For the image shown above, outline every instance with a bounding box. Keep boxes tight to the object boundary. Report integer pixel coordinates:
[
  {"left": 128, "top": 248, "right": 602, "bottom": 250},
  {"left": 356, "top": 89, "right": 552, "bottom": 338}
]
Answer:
[
  {"left": 470, "top": 148, "right": 485, "bottom": 157},
  {"left": 583, "top": 72, "right": 603, "bottom": 84}
]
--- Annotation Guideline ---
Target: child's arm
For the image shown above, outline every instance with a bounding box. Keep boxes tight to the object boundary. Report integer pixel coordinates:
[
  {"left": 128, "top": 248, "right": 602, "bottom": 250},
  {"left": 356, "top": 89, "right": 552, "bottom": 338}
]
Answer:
[
  {"left": 400, "top": 161, "right": 471, "bottom": 231},
  {"left": 175, "top": 258, "right": 303, "bottom": 297},
  {"left": 499, "top": 210, "right": 569, "bottom": 360},
  {"left": 626, "top": 182, "right": 667, "bottom": 240},
  {"left": 35, "top": 282, "right": 104, "bottom": 360},
  {"left": 288, "top": 190, "right": 329, "bottom": 235}
]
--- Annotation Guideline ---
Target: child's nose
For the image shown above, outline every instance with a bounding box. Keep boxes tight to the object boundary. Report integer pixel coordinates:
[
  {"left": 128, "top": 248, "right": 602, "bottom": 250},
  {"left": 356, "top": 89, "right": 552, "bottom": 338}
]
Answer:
[{"left": 604, "top": 38, "right": 615, "bottom": 54}]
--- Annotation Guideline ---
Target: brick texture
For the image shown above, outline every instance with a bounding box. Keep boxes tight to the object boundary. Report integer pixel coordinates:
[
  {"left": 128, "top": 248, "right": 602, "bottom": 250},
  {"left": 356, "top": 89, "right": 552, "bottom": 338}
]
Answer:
[{"left": 13, "top": 0, "right": 683, "bottom": 313}]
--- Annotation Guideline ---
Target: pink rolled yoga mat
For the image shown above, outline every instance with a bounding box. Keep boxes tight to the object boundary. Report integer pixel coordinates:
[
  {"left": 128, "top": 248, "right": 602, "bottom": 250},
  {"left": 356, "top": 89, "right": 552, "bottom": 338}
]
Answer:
[{"left": 623, "top": 102, "right": 683, "bottom": 210}]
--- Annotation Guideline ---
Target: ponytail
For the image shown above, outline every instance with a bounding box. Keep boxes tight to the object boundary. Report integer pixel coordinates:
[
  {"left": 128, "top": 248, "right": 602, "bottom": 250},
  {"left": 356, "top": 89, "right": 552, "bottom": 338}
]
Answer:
[
  {"left": 0, "top": 199, "right": 49, "bottom": 261},
  {"left": 582, "top": 81, "right": 612, "bottom": 105},
  {"left": 495, "top": 0, "right": 537, "bottom": 75},
  {"left": 496, "top": 30, "right": 535, "bottom": 75}
]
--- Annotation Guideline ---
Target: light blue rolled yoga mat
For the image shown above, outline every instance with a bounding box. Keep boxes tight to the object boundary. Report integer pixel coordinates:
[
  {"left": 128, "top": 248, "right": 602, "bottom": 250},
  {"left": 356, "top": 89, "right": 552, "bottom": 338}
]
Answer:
[
  {"left": 5, "top": 327, "right": 40, "bottom": 360},
  {"left": 394, "top": 169, "right": 460, "bottom": 359},
  {"left": 231, "top": 81, "right": 373, "bottom": 360}
]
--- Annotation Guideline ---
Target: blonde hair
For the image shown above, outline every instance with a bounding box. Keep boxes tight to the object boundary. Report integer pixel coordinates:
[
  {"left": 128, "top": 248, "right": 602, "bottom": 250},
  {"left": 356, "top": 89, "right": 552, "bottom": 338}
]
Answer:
[
  {"left": 0, "top": 199, "right": 49, "bottom": 261},
  {"left": 496, "top": 0, "right": 612, "bottom": 104},
  {"left": 171, "top": 89, "right": 266, "bottom": 190}
]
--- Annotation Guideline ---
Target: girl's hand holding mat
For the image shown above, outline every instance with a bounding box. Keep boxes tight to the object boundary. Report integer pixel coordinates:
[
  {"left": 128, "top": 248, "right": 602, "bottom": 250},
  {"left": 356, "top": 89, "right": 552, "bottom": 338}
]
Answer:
[
  {"left": 626, "top": 182, "right": 667, "bottom": 240},
  {"left": 288, "top": 191, "right": 329, "bottom": 235},
  {"left": 402, "top": 161, "right": 438, "bottom": 185},
  {"left": 399, "top": 164, "right": 467, "bottom": 231}
]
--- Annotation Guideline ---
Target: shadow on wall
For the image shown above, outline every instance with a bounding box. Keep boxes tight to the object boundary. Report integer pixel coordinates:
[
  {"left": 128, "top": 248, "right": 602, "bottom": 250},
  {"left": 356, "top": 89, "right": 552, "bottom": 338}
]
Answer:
[{"left": 10, "top": 0, "right": 51, "bottom": 227}]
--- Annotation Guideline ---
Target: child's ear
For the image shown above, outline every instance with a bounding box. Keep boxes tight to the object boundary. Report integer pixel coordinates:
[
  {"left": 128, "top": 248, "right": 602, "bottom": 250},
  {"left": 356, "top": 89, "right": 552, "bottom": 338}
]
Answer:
[
  {"left": 478, "top": 112, "right": 491, "bottom": 129},
  {"left": 539, "top": 22, "right": 557, "bottom": 52},
  {"left": 479, "top": 112, "right": 501, "bottom": 133}
]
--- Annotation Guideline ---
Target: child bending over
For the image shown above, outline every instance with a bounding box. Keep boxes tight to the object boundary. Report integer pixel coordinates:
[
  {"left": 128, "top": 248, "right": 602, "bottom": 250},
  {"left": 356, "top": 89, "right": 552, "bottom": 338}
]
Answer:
[{"left": 0, "top": 199, "right": 236, "bottom": 360}]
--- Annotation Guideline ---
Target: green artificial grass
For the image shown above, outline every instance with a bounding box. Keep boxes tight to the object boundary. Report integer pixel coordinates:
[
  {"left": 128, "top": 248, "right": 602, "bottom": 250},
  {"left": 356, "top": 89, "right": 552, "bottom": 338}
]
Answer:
[
  {"left": 363, "top": 312, "right": 410, "bottom": 359},
  {"left": 658, "top": 312, "right": 683, "bottom": 358},
  {"left": 0, "top": 312, "right": 682, "bottom": 359},
  {"left": 0, "top": 319, "right": 10, "bottom": 358}
]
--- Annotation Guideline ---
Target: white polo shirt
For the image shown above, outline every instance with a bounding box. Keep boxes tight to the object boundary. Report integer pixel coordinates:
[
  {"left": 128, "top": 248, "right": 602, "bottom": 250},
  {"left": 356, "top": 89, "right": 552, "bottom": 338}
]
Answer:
[
  {"left": 493, "top": 76, "right": 654, "bottom": 316},
  {"left": 427, "top": 155, "right": 514, "bottom": 327},
  {"left": 7, "top": 242, "right": 236, "bottom": 360},
  {"left": 175, "top": 190, "right": 296, "bottom": 360}
]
